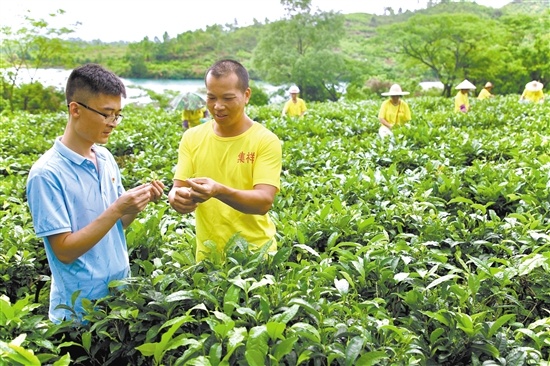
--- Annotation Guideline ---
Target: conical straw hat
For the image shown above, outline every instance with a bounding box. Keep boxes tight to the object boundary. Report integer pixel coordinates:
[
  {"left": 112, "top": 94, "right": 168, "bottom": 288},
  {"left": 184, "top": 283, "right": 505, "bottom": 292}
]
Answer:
[{"left": 455, "top": 79, "right": 476, "bottom": 90}]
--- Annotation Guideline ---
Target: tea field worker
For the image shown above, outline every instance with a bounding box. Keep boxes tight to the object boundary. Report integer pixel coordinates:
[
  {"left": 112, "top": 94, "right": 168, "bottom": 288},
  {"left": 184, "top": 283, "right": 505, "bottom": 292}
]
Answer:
[
  {"left": 26, "top": 63, "right": 165, "bottom": 325},
  {"left": 454, "top": 79, "right": 476, "bottom": 113},
  {"left": 519, "top": 80, "right": 545, "bottom": 103},
  {"left": 477, "top": 81, "right": 494, "bottom": 100},
  {"left": 183, "top": 106, "right": 209, "bottom": 129},
  {"left": 169, "top": 59, "right": 282, "bottom": 262},
  {"left": 378, "top": 83, "right": 411, "bottom": 138},
  {"left": 282, "top": 85, "right": 307, "bottom": 117}
]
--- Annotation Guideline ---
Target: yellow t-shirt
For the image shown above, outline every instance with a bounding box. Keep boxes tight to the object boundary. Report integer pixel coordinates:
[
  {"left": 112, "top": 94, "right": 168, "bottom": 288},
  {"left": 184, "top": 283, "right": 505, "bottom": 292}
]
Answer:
[
  {"left": 521, "top": 89, "right": 544, "bottom": 103},
  {"left": 377, "top": 99, "right": 411, "bottom": 126},
  {"left": 477, "top": 88, "right": 492, "bottom": 100},
  {"left": 454, "top": 91, "right": 470, "bottom": 112},
  {"left": 182, "top": 107, "right": 206, "bottom": 128},
  {"left": 282, "top": 98, "right": 307, "bottom": 117},
  {"left": 174, "top": 121, "right": 282, "bottom": 261}
]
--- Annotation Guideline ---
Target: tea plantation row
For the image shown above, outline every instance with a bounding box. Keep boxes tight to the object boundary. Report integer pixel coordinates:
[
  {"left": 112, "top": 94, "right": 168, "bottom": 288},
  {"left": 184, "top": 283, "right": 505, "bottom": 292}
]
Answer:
[{"left": 1, "top": 95, "right": 549, "bottom": 365}]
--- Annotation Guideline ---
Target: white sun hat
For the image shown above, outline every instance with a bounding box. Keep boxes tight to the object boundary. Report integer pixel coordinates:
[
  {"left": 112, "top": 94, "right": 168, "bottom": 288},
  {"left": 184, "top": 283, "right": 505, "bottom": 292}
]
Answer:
[
  {"left": 289, "top": 85, "right": 300, "bottom": 93},
  {"left": 455, "top": 79, "right": 476, "bottom": 90},
  {"left": 381, "top": 84, "right": 410, "bottom": 96},
  {"left": 485, "top": 82, "right": 493, "bottom": 88},
  {"left": 525, "top": 80, "right": 543, "bottom": 92}
]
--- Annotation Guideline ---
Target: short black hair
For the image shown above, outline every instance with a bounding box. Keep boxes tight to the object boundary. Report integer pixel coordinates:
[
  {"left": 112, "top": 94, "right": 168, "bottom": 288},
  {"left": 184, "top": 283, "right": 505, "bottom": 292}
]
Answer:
[
  {"left": 65, "top": 63, "right": 126, "bottom": 104},
  {"left": 205, "top": 59, "right": 249, "bottom": 92}
]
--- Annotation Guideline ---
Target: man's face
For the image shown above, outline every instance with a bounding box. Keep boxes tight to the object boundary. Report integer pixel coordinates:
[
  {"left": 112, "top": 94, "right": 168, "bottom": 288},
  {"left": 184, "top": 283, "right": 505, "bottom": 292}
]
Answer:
[
  {"left": 71, "top": 93, "right": 122, "bottom": 145},
  {"left": 205, "top": 72, "right": 250, "bottom": 127},
  {"left": 290, "top": 92, "right": 298, "bottom": 101}
]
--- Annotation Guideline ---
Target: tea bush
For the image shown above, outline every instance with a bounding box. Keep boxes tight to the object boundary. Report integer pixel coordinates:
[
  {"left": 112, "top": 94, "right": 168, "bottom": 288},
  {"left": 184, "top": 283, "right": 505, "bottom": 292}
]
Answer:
[{"left": 1, "top": 96, "right": 549, "bottom": 365}]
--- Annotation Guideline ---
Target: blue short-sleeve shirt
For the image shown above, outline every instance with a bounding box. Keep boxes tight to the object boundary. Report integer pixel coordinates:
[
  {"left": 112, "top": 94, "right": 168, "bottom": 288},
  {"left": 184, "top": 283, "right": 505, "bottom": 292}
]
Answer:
[{"left": 26, "top": 138, "right": 129, "bottom": 323}]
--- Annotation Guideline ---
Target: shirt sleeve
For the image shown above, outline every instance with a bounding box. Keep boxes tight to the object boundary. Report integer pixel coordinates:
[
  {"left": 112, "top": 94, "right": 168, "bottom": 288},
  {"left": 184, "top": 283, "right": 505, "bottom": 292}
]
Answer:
[
  {"left": 454, "top": 94, "right": 462, "bottom": 112},
  {"left": 282, "top": 101, "right": 290, "bottom": 114},
  {"left": 253, "top": 132, "right": 282, "bottom": 190},
  {"left": 27, "top": 171, "right": 72, "bottom": 238},
  {"left": 173, "top": 132, "right": 193, "bottom": 181},
  {"left": 378, "top": 101, "right": 387, "bottom": 119},
  {"left": 300, "top": 99, "right": 307, "bottom": 114},
  {"left": 404, "top": 103, "right": 411, "bottom": 122}
]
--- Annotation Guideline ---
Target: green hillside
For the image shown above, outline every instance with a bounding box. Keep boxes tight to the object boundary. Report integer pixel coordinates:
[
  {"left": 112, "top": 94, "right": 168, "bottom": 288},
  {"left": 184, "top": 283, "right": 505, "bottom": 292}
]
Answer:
[
  {"left": 503, "top": 0, "right": 550, "bottom": 13},
  {"left": 1, "top": 0, "right": 548, "bottom": 102}
]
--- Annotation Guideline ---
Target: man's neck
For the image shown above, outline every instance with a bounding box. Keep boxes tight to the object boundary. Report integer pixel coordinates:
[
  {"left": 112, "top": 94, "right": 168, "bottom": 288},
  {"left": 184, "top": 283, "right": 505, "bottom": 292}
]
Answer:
[
  {"left": 60, "top": 132, "right": 95, "bottom": 159},
  {"left": 213, "top": 116, "right": 254, "bottom": 137}
]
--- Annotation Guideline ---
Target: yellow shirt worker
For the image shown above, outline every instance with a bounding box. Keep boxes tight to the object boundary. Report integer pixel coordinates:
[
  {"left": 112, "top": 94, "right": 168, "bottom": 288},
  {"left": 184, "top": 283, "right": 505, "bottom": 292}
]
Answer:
[
  {"left": 282, "top": 85, "right": 307, "bottom": 117},
  {"left": 520, "top": 81, "right": 545, "bottom": 103},
  {"left": 174, "top": 121, "right": 281, "bottom": 261},
  {"left": 169, "top": 60, "right": 282, "bottom": 263},
  {"left": 377, "top": 84, "right": 411, "bottom": 138},
  {"left": 183, "top": 107, "right": 207, "bottom": 128},
  {"left": 477, "top": 82, "right": 494, "bottom": 100},
  {"left": 454, "top": 79, "right": 476, "bottom": 113}
]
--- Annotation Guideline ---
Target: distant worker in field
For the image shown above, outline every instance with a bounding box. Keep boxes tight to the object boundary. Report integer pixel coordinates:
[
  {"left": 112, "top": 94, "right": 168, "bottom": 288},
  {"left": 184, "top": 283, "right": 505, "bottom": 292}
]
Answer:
[
  {"left": 519, "top": 80, "right": 545, "bottom": 103},
  {"left": 477, "top": 82, "right": 494, "bottom": 100},
  {"left": 177, "top": 92, "right": 210, "bottom": 129},
  {"left": 454, "top": 79, "right": 476, "bottom": 113},
  {"left": 282, "top": 85, "right": 307, "bottom": 118},
  {"left": 377, "top": 83, "right": 411, "bottom": 138},
  {"left": 183, "top": 106, "right": 209, "bottom": 129}
]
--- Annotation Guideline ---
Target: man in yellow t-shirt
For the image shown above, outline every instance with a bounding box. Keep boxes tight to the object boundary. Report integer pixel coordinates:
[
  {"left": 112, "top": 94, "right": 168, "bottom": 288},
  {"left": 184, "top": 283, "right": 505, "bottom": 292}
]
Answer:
[
  {"left": 169, "top": 60, "right": 282, "bottom": 262},
  {"left": 477, "top": 82, "right": 494, "bottom": 100},
  {"left": 282, "top": 85, "right": 307, "bottom": 117},
  {"left": 520, "top": 81, "right": 545, "bottom": 103},
  {"left": 454, "top": 79, "right": 476, "bottom": 113},
  {"left": 378, "top": 84, "right": 411, "bottom": 137}
]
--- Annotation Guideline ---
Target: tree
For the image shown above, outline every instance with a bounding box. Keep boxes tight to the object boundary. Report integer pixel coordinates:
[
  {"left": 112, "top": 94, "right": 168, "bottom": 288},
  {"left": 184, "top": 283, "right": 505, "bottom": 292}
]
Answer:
[
  {"left": 13, "top": 82, "right": 65, "bottom": 113},
  {"left": 293, "top": 50, "right": 346, "bottom": 101},
  {"left": 377, "top": 13, "right": 504, "bottom": 96},
  {"left": 249, "top": 82, "right": 269, "bottom": 106},
  {"left": 252, "top": 0, "right": 346, "bottom": 101},
  {"left": 0, "top": 10, "right": 74, "bottom": 111},
  {"left": 498, "top": 12, "right": 550, "bottom": 92}
]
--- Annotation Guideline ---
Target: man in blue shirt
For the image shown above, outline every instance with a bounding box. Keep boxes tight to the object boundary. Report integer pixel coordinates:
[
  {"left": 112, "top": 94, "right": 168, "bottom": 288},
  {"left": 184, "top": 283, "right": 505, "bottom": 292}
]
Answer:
[{"left": 26, "top": 63, "right": 164, "bottom": 324}]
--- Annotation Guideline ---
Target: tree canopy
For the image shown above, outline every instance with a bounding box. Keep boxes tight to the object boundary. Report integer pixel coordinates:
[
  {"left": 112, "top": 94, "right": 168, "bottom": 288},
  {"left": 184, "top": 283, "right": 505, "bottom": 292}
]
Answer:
[
  {"left": 377, "top": 13, "right": 506, "bottom": 96},
  {"left": 252, "top": 0, "right": 347, "bottom": 101},
  {"left": 0, "top": 10, "right": 70, "bottom": 111}
]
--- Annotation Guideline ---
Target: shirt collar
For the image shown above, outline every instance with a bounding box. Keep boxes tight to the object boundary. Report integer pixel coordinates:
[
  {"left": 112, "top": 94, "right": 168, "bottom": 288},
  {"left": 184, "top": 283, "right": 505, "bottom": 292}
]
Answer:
[{"left": 53, "top": 137, "right": 104, "bottom": 165}]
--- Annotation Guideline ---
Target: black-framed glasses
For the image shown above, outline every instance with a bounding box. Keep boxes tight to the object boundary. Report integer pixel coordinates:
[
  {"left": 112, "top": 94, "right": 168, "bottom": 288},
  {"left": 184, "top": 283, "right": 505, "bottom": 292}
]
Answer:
[{"left": 71, "top": 101, "right": 124, "bottom": 124}]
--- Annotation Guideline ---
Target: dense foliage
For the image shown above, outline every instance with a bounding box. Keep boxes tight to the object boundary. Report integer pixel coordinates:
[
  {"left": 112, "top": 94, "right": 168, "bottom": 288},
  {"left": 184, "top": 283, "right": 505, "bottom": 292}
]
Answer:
[{"left": 1, "top": 95, "right": 549, "bottom": 365}]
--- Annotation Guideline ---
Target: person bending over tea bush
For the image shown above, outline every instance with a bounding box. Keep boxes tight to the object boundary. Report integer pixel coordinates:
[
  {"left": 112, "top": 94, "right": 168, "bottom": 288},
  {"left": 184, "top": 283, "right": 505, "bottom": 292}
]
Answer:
[
  {"left": 477, "top": 82, "right": 494, "bottom": 100},
  {"left": 454, "top": 79, "right": 476, "bottom": 113},
  {"left": 377, "top": 83, "right": 411, "bottom": 138},
  {"left": 520, "top": 80, "right": 545, "bottom": 104},
  {"left": 169, "top": 59, "right": 282, "bottom": 262}
]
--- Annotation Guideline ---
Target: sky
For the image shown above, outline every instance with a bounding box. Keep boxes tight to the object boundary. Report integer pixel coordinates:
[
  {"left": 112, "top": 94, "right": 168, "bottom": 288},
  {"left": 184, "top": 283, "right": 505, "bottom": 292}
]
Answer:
[{"left": 1, "top": 0, "right": 511, "bottom": 43}]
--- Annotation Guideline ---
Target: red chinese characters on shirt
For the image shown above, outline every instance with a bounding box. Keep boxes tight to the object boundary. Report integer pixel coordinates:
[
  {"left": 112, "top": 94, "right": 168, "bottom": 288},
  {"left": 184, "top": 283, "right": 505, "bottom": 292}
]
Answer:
[{"left": 237, "top": 151, "right": 255, "bottom": 163}]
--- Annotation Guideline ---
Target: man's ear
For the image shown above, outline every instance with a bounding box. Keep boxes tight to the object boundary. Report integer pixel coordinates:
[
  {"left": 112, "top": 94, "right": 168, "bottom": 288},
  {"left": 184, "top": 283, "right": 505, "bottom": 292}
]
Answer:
[
  {"left": 245, "top": 87, "right": 252, "bottom": 104},
  {"left": 67, "top": 102, "right": 80, "bottom": 118}
]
